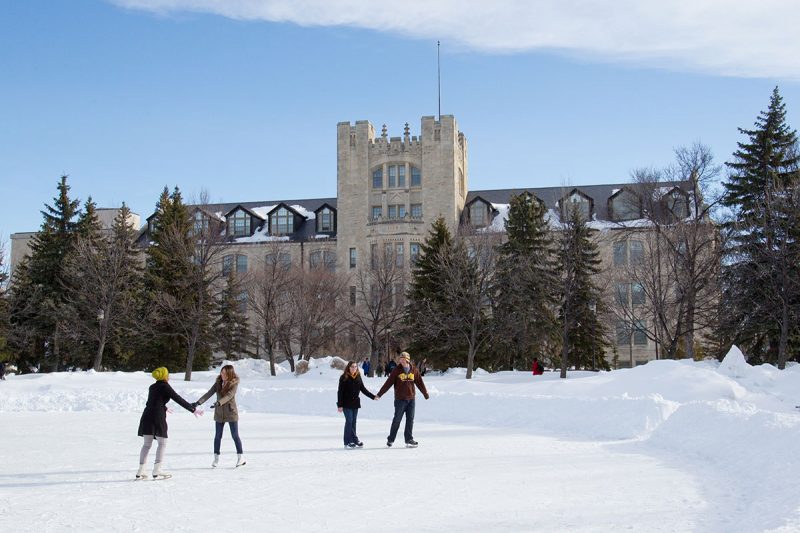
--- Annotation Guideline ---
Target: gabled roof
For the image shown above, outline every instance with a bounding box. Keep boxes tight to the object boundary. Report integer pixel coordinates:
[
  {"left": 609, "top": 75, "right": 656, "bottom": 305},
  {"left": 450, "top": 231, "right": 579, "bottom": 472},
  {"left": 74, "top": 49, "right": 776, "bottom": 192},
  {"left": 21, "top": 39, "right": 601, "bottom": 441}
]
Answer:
[
  {"left": 267, "top": 202, "right": 308, "bottom": 220},
  {"left": 223, "top": 204, "right": 267, "bottom": 221},
  {"left": 314, "top": 202, "right": 337, "bottom": 213}
]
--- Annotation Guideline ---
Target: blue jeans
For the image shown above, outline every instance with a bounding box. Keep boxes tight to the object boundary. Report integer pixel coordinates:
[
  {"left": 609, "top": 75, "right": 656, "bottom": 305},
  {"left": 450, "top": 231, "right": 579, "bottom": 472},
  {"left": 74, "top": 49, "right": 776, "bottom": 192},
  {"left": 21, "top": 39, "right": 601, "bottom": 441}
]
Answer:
[
  {"left": 214, "top": 421, "right": 243, "bottom": 454},
  {"left": 343, "top": 408, "right": 359, "bottom": 445},
  {"left": 388, "top": 399, "right": 415, "bottom": 443}
]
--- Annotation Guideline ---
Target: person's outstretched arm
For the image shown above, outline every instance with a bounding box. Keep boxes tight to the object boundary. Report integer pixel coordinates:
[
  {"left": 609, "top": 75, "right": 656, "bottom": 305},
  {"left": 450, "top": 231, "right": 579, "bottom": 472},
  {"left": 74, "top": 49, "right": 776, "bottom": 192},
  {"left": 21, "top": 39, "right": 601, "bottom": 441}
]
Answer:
[{"left": 165, "top": 382, "right": 197, "bottom": 412}]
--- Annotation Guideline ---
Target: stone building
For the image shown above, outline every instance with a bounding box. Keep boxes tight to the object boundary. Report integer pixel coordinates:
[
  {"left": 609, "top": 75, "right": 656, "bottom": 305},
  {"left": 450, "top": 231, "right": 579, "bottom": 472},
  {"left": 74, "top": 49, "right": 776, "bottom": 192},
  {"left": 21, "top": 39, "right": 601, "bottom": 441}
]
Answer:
[{"left": 13, "top": 115, "right": 695, "bottom": 367}]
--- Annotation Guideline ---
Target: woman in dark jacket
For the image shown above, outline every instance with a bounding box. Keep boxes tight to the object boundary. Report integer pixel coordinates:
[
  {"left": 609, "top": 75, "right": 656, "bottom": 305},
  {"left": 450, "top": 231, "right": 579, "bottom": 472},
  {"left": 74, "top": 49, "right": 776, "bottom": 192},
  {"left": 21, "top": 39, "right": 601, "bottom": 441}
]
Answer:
[
  {"left": 196, "top": 364, "right": 245, "bottom": 468},
  {"left": 337, "top": 360, "right": 377, "bottom": 448},
  {"left": 136, "top": 367, "right": 198, "bottom": 480}
]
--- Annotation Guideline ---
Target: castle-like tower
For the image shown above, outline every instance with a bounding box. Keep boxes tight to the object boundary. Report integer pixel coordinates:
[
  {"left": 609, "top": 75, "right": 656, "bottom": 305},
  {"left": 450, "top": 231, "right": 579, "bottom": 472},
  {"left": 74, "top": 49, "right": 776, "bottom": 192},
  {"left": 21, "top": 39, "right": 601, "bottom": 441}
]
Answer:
[{"left": 335, "top": 115, "right": 468, "bottom": 272}]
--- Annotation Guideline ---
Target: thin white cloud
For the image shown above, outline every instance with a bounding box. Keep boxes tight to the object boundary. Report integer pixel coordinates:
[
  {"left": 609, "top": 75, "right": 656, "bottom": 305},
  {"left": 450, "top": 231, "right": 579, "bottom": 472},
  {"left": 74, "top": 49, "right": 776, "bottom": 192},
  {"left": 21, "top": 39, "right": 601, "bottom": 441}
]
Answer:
[{"left": 112, "top": 0, "right": 799, "bottom": 79}]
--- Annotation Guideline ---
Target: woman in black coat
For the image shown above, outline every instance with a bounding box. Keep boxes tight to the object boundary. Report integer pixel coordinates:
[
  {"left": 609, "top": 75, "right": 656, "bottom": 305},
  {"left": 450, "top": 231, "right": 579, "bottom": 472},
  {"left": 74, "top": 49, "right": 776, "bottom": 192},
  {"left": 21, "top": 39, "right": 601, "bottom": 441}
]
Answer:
[
  {"left": 337, "top": 360, "right": 377, "bottom": 448},
  {"left": 136, "top": 367, "right": 198, "bottom": 479}
]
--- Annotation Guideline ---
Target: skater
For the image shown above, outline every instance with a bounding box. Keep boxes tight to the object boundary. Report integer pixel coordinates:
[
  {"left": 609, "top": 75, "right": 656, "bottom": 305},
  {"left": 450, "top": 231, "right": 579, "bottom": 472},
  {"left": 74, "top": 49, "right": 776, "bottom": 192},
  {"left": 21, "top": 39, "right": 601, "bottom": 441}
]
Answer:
[
  {"left": 361, "top": 357, "right": 371, "bottom": 376},
  {"left": 376, "top": 352, "right": 429, "bottom": 448},
  {"left": 196, "top": 364, "right": 246, "bottom": 468},
  {"left": 337, "top": 360, "right": 378, "bottom": 448},
  {"left": 532, "top": 358, "right": 544, "bottom": 375},
  {"left": 136, "top": 367, "right": 200, "bottom": 480}
]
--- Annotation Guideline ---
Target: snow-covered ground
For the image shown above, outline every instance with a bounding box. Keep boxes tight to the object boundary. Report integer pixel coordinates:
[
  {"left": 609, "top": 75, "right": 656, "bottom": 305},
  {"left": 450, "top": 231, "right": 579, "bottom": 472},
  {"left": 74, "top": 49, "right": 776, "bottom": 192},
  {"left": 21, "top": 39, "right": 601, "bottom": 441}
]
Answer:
[{"left": 1, "top": 347, "right": 799, "bottom": 532}]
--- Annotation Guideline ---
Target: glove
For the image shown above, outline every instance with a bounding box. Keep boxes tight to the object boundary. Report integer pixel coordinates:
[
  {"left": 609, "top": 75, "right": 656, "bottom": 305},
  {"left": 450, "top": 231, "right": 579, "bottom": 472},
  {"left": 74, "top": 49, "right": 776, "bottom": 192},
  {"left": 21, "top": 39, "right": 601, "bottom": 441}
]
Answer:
[
  {"left": 191, "top": 401, "right": 199, "bottom": 408},
  {"left": 210, "top": 402, "right": 218, "bottom": 408}
]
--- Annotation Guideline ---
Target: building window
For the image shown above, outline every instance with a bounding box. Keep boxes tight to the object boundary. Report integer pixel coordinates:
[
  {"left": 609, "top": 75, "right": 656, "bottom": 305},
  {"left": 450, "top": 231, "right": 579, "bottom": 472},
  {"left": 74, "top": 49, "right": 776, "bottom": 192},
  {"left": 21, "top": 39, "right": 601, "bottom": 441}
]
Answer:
[
  {"left": 265, "top": 252, "right": 291, "bottom": 269},
  {"left": 372, "top": 206, "right": 382, "bottom": 220},
  {"left": 615, "top": 283, "right": 629, "bottom": 306},
  {"left": 271, "top": 207, "right": 294, "bottom": 235},
  {"left": 634, "top": 320, "right": 648, "bottom": 345},
  {"left": 349, "top": 286, "right": 356, "bottom": 306},
  {"left": 630, "top": 240, "right": 644, "bottom": 264},
  {"left": 613, "top": 241, "right": 628, "bottom": 266},
  {"left": 611, "top": 191, "right": 641, "bottom": 221},
  {"left": 223, "top": 254, "right": 248, "bottom": 276},
  {"left": 615, "top": 321, "right": 629, "bottom": 345},
  {"left": 372, "top": 168, "right": 383, "bottom": 189},
  {"left": 193, "top": 211, "right": 210, "bottom": 235},
  {"left": 317, "top": 207, "right": 334, "bottom": 232},
  {"left": 666, "top": 190, "right": 688, "bottom": 219},
  {"left": 470, "top": 202, "right": 486, "bottom": 226},
  {"left": 236, "top": 291, "right": 249, "bottom": 313},
  {"left": 395, "top": 243, "right": 404, "bottom": 267},
  {"left": 228, "top": 210, "right": 250, "bottom": 237},
  {"left": 410, "top": 243, "right": 420, "bottom": 264},
  {"left": 411, "top": 204, "right": 422, "bottom": 218},
  {"left": 565, "top": 192, "right": 591, "bottom": 220},
  {"left": 349, "top": 248, "right": 357, "bottom": 269},
  {"left": 388, "top": 165, "right": 397, "bottom": 188},
  {"left": 398, "top": 165, "right": 406, "bottom": 187},
  {"left": 324, "top": 251, "right": 335, "bottom": 272},
  {"left": 411, "top": 166, "right": 421, "bottom": 187},
  {"left": 309, "top": 250, "right": 336, "bottom": 272},
  {"left": 631, "top": 283, "right": 646, "bottom": 305},
  {"left": 388, "top": 205, "right": 397, "bottom": 219},
  {"left": 614, "top": 240, "right": 644, "bottom": 266},
  {"left": 384, "top": 243, "right": 393, "bottom": 263}
]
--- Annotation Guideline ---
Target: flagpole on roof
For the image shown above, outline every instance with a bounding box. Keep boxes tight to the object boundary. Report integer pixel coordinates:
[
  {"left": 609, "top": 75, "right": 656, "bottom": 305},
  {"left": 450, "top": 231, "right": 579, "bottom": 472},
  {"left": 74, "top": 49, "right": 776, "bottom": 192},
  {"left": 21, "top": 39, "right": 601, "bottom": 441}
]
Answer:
[{"left": 437, "top": 40, "right": 441, "bottom": 121}]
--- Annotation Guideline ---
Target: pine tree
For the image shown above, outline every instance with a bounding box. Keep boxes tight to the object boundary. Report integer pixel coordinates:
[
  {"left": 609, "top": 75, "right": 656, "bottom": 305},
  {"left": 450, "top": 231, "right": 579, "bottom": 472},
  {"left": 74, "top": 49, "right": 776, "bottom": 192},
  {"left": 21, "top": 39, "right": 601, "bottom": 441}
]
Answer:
[
  {"left": 141, "top": 187, "right": 196, "bottom": 372},
  {"left": 403, "top": 217, "right": 459, "bottom": 369},
  {"left": 212, "top": 269, "right": 253, "bottom": 360},
  {"left": 493, "top": 193, "right": 560, "bottom": 370},
  {"left": 722, "top": 87, "right": 800, "bottom": 368},
  {"left": 557, "top": 206, "right": 610, "bottom": 376},
  {"left": 19, "top": 175, "right": 82, "bottom": 370}
]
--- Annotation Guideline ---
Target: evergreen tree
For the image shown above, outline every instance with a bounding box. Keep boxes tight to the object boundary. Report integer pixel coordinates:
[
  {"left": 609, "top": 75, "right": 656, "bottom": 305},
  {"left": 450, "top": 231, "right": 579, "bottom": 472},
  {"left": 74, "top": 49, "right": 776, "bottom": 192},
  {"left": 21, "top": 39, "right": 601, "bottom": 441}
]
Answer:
[
  {"left": 212, "top": 269, "right": 253, "bottom": 360},
  {"left": 18, "top": 175, "right": 81, "bottom": 370},
  {"left": 403, "top": 217, "right": 460, "bottom": 370},
  {"left": 493, "top": 193, "right": 560, "bottom": 370},
  {"left": 0, "top": 242, "right": 10, "bottom": 364},
  {"left": 722, "top": 87, "right": 800, "bottom": 368},
  {"left": 140, "top": 187, "right": 195, "bottom": 372},
  {"left": 557, "top": 206, "right": 610, "bottom": 376}
]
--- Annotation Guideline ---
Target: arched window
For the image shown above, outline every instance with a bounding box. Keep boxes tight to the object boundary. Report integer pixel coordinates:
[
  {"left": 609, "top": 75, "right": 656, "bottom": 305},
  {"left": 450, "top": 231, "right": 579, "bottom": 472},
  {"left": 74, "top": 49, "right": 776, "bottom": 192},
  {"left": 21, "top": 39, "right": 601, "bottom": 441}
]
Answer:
[
  {"left": 310, "top": 250, "right": 336, "bottom": 272},
  {"left": 265, "top": 252, "right": 291, "bottom": 270},
  {"left": 271, "top": 207, "right": 294, "bottom": 235},
  {"left": 223, "top": 254, "right": 248, "bottom": 275}
]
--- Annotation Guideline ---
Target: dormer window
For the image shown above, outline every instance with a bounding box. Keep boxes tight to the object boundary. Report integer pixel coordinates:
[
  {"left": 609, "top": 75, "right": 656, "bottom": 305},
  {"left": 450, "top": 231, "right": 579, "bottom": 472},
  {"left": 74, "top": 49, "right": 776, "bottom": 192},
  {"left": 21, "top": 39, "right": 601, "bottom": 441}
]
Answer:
[
  {"left": 193, "top": 210, "right": 210, "bottom": 234},
  {"left": 271, "top": 207, "right": 294, "bottom": 235},
  {"left": 228, "top": 210, "right": 250, "bottom": 237},
  {"left": 561, "top": 190, "right": 593, "bottom": 221},
  {"left": 470, "top": 202, "right": 488, "bottom": 227},
  {"left": 610, "top": 190, "right": 641, "bottom": 221},
  {"left": 665, "top": 189, "right": 689, "bottom": 219},
  {"left": 317, "top": 207, "right": 334, "bottom": 232}
]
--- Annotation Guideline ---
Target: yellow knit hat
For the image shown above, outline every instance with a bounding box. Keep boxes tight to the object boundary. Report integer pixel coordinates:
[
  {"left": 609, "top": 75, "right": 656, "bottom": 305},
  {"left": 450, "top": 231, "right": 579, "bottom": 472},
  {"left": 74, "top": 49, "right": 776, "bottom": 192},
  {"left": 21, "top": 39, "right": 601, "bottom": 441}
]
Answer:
[{"left": 151, "top": 367, "right": 169, "bottom": 381}]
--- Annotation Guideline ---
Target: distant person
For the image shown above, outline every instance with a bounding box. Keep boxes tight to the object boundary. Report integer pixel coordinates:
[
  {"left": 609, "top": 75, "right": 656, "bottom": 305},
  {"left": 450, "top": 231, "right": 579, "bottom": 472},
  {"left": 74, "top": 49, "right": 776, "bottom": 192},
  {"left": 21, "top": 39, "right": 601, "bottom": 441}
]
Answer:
[
  {"left": 0, "top": 361, "right": 5, "bottom": 380},
  {"left": 361, "top": 357, "right": 371, "bottom": 376},
  {"left": 376, "top": 363, "right": 384, "bottom": 378},
  {"left": 419, "top": 358, "right": 428, "bottom": 377},
  {"left": 532, "top": 358, "right": 544, "bottom": 376},
  {"left": 136, "top": 367, "right": 200, "bottom": 480},
  {"left": 196, "top": 364, "right": 246, "bottom": 468},
  {"left": 337, "top": 360, "right": 378, "bottom": 448},
  {"left": 385, "top": 357, "right": 397, "bottom": 376},
  {"left": 376, "top": 352, "right": 429, "bottom": 448}
]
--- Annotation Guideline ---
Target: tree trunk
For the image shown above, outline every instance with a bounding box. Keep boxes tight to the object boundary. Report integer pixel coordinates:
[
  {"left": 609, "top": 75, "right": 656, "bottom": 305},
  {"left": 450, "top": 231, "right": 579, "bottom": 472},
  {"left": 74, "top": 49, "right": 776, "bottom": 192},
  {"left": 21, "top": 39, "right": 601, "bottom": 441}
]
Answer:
[
  {"left": 560, "top": 317, "right": 568, "bottom": 379},
  {"left": 93, "top": 337, "right": 106, "bottom": 372},
  {"left": 185, "top": 333, "right": 197, "bottom": 381}
]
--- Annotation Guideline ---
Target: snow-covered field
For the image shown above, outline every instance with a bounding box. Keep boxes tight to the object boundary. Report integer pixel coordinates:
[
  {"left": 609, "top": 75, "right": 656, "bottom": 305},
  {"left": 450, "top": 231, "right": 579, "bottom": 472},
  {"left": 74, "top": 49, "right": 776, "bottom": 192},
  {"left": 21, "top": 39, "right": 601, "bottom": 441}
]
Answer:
[{"left": 1, "top": 347, "right": 799, "bottom": 532}]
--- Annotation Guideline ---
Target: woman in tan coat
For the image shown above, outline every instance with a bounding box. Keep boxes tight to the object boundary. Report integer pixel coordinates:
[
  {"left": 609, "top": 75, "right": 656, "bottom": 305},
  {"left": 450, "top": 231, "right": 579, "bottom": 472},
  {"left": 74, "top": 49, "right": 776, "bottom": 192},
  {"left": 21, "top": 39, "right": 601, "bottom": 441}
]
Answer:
[{"left": 196, "top": 364, "right": 245, "bottom": 468}]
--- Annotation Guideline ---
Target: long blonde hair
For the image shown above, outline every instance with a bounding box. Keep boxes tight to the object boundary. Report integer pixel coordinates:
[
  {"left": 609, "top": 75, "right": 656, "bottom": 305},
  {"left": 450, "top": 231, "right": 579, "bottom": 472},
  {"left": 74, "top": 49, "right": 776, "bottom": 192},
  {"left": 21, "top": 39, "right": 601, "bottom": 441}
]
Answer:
[{"left": 219, "top": 364, "right": 239, "bottom": 396}]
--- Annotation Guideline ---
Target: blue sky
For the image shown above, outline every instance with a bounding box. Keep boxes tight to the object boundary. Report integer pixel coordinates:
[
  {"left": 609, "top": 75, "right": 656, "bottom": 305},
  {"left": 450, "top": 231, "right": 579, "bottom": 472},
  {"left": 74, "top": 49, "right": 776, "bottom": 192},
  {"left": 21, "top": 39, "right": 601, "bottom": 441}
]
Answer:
[{"left": 2, "top": 0, "right": 799, "bottom": 239}]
